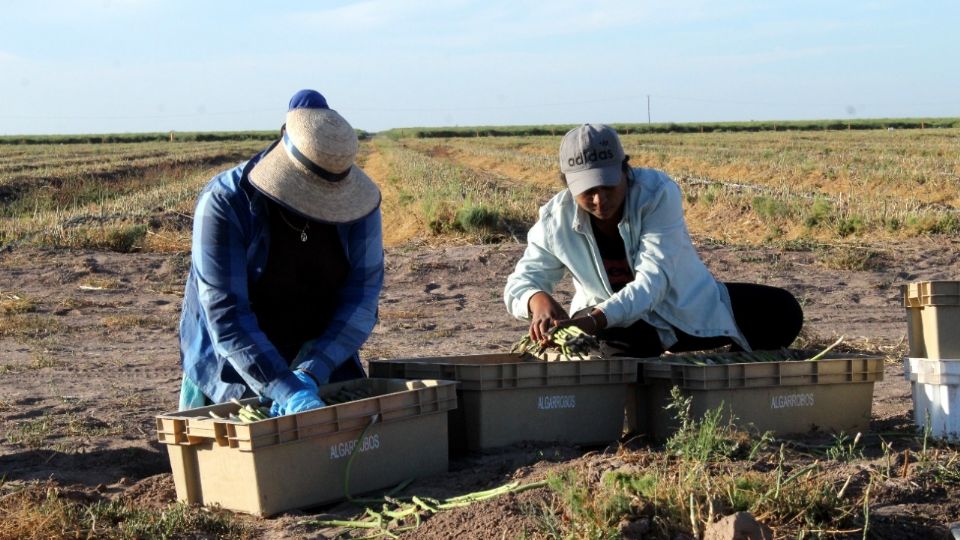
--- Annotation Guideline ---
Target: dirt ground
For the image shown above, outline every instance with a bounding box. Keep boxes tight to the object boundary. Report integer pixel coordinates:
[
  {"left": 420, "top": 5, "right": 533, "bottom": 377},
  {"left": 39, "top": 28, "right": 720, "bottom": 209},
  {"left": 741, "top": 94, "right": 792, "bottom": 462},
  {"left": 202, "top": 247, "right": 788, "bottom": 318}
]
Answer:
[{"left": 1, "top": 236, "right": 959, "bottom": 538}]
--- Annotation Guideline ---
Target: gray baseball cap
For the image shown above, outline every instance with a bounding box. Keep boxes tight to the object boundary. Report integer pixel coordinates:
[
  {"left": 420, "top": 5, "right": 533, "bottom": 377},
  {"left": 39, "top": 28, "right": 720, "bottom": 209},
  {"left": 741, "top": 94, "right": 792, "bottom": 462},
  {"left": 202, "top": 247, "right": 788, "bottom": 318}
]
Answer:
[{"left": 559, "top": 124, "right": 625, "bottom": 197}]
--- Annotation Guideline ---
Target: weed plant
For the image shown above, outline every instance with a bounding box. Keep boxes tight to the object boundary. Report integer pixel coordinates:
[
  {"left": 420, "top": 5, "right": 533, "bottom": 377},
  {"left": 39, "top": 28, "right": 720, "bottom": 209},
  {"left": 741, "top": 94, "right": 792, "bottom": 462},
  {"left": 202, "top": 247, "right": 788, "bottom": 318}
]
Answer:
[{"left": 664, "top": 387, "right": 768, "bottom": 462}]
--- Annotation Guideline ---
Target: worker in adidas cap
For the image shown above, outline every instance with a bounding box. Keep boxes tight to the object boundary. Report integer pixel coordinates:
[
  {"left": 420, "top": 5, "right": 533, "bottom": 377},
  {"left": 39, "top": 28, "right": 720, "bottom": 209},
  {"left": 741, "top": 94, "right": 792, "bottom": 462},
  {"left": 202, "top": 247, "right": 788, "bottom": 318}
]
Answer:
[{"left": 505, "top": 123, "right": 803, "bottom": 356}]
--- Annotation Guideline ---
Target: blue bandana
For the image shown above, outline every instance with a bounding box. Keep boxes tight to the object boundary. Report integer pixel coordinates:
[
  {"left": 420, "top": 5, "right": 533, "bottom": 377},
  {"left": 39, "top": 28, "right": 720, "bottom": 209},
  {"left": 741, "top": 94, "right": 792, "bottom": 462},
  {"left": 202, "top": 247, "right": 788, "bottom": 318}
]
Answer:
[{"left": 288, "top": 89, "right": 328, "bottom": 111}]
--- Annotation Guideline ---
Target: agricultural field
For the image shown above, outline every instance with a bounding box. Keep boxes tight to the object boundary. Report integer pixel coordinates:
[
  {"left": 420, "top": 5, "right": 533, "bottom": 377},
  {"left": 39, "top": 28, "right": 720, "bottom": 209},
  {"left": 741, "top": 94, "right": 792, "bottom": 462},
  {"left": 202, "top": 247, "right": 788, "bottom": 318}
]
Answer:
[{"left": 1, "top": 126, "right": 959, "bottom": 539}]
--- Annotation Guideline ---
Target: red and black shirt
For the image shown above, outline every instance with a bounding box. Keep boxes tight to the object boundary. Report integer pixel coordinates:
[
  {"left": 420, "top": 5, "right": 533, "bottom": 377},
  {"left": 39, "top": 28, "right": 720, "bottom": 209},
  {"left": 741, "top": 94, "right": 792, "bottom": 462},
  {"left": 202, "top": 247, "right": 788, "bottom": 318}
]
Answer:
[{"left": 591, "top": 217, "right": 633, "bottom": 292}]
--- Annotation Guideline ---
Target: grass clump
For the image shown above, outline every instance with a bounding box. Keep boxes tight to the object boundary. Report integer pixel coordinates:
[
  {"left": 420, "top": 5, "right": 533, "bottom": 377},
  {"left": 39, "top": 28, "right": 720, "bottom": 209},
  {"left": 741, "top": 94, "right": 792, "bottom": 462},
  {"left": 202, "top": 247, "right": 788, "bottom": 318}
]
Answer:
[
  {"left": 102, "top": 224, "right": 148, "bottom": 253},
  {"left": 907, "top": 213, "right": 960, "bottom": 235},
  {"left": 455, "top": 204, "right": 500, "bottom": 234},
  {"left": 825, "top": 432, "right": 864, "bottom": 462},
  {"left": 803, "top": 198, "right": 833, "bottom": 228},
  {"left": 0, "top": 313, "right": 64, "bottom": 340},
  {"left": 34, "top": 223, "right": 148, "bottom": 253},
  {"left": 0, "top": 293, "right": 37, "bottom": 315},
  {"left": 5, "top": 411, "right": 121, "bottom": 450},
  {"left": 5, "top": 416, "right": 54, "bottom": 449},
  {"left": 752, "top": 195, "right": 792, "bottom": 222},
  {"left": 0, "top": 482, "right": 249, "bottom": 540},
  {"left": 816, "top": 247, "right": 886, "bottom": 271},
  {"left": 836, "top": 215, "right": 866, "bottom": 237}
]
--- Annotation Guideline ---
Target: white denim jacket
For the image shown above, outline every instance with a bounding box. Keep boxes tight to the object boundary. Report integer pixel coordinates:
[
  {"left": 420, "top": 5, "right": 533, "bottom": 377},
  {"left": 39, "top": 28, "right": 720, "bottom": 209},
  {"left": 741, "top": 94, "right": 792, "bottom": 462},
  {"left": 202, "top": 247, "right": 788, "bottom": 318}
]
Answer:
[{"left": 504, "top": 167, "right": 749, "bottom": 350}]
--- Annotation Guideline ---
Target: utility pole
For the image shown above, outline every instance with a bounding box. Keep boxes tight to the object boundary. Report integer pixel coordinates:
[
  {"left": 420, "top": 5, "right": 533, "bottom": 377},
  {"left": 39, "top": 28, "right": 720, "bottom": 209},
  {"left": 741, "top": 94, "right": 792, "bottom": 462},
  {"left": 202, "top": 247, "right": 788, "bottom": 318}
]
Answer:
[{"left": 647, "top": 95, "right": 651, "bottom": 124}]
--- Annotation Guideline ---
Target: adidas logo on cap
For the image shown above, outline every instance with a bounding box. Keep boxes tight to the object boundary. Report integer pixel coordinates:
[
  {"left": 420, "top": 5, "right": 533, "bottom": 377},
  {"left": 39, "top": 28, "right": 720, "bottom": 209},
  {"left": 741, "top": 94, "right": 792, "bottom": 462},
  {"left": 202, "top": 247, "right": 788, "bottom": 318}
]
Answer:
[
  {"left": 567, "top": 146, "right": 616, "bottom": 167},
  {"left": 559, "top": 124, "right": 624, "bottom": 173}
]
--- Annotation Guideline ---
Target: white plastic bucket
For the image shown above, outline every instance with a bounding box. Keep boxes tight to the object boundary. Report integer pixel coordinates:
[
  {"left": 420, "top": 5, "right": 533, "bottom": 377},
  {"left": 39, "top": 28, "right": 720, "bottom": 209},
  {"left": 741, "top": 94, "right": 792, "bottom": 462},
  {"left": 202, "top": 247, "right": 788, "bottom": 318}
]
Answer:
[{"left": 904, "top": 357, "right": 960, "bottom": 440}]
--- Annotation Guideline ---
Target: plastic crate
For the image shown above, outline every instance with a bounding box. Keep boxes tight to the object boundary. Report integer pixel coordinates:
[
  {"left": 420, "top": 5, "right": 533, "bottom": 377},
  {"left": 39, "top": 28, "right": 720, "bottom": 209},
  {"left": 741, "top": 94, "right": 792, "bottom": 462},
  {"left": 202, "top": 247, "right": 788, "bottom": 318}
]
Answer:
[
  {"left": 368, "top": 353, "right": 636, "bottom": 451},
  {"left": 904, "top": 357, "right": 960, "bottom": 440},
  {"left": 632, "top": 351, "right": 884, "bottom": 438},
  {"left": 156, "top": 378, "right": 457, "bottom": 516},
  {"left": 903, "top": 281, "right": 960, "bottom": 359}
]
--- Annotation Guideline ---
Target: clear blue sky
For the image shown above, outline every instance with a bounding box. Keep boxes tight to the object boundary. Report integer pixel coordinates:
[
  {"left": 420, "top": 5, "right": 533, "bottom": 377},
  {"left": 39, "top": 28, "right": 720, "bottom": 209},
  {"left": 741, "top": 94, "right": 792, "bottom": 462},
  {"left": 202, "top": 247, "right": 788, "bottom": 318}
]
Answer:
[{"left": 1, "top": 0, "right": 957, "bottom": 135}]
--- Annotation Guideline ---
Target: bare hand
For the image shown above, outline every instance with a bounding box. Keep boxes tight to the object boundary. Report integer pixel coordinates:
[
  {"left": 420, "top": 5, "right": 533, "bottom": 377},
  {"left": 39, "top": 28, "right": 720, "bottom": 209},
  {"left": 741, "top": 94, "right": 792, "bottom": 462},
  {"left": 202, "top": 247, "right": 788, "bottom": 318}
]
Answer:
[
  {"left": 551, "top": 309, "right": 605, "bottom": 337},
  {"left": 551, "top": 316, "right": 597, "bottom": 336},
  {"left": 527, "top": 292, "right": 568, "bottom": 343}
]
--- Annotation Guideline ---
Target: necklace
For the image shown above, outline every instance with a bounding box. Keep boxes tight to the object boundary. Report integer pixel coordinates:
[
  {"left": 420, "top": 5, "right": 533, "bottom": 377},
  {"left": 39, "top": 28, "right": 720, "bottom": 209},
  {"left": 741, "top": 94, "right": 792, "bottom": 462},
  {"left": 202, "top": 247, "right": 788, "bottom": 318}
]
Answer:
[{"left": 277, "top": 208, "right": 310, "bottom": 242}]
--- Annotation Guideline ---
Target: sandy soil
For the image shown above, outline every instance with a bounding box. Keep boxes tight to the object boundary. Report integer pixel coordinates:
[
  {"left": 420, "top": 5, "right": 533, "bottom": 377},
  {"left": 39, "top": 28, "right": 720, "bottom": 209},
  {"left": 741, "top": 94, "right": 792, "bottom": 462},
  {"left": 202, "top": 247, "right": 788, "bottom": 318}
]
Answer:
[{"left": 1, "top": 236, "right": 959, "bottom": 538}]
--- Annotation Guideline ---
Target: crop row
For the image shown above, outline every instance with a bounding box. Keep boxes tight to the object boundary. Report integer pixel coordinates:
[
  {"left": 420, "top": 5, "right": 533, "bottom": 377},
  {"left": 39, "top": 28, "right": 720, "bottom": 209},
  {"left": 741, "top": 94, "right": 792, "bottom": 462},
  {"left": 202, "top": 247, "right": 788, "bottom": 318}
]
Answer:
[
  {"left": 1, "top": 129, "right": 957, "bottom": 253},
  {"left": 0, "top": 141, "right": 274, "bottom": 252},
  {"left": 371, "top": 138, "right": 546, "bottom": 245},
  {"left": 398, "top": 130, "right": 960, "bottom": 243}
]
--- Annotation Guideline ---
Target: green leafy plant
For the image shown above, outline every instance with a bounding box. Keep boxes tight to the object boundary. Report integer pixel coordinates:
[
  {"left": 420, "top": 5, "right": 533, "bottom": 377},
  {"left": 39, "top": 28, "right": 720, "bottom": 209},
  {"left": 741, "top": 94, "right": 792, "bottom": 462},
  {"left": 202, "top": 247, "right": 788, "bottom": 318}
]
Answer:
[
  {"left": 544, "top": 470, "right": 632, "bottom": 539},
  {"left": 803, "top": 198, "right": 833, "bottom": 228},
  {"left": 664, "top": 386, "right": 766, "bottom": 462},
  {"left": 752, "top": 195, "right": 792, "bottom": 221},
  {"left": 836, "top": 215, "right": 866, "bottom": 237}
]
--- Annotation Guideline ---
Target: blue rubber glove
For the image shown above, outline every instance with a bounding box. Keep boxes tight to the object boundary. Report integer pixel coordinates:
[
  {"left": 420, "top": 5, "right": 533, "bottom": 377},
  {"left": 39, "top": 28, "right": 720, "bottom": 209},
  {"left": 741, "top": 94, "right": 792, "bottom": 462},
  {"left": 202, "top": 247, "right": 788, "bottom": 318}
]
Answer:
[
  {"left": 268, "top": 369, "right": 325, "bottom": 416},
  {"left": 269, "top": 389, "right": 327, "bottom": 416},
  {"left": 279, "top": 389, "right": 326, "bottom": 415}
]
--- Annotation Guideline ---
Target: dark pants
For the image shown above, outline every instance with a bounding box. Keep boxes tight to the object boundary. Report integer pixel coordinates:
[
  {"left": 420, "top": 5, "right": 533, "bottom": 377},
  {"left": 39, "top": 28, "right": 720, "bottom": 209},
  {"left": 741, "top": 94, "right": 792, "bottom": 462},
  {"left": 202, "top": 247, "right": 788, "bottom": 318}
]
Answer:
[{"left": 584, "top": 283, "right": 803, "bottom": 358}]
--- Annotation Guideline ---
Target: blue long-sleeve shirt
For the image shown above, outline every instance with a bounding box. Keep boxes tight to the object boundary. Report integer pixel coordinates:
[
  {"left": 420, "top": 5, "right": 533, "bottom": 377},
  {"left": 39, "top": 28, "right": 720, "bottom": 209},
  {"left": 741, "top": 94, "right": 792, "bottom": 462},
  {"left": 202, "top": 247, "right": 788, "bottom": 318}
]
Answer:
[{"left": 179, "top": 151, "right": 384, "bottom": 405}]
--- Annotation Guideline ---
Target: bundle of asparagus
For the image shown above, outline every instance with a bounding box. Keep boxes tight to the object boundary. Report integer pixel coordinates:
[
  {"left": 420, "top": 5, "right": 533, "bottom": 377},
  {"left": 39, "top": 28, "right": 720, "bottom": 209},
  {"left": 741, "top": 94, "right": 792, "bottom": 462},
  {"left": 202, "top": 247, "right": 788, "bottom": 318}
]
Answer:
[
  {"left": 511, "top": 325, "right": 601, "bottom": 361},
  {"left": 207, "top": 398, "right": 271, "bottom": 423}
]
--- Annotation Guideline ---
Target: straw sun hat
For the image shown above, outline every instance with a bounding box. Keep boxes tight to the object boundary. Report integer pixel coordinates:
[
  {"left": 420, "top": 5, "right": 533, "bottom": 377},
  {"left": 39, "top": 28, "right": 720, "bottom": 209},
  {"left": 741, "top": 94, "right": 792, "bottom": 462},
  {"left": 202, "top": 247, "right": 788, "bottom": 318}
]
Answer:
[{"left": 249, "top": 90, "right": 380, "bottom": 224}]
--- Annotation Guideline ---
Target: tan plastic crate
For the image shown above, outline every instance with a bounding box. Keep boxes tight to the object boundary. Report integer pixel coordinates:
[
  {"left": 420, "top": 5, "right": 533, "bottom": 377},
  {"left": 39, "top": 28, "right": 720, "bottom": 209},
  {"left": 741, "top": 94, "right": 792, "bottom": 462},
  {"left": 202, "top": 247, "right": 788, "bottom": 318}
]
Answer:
[
  {"left": 368, "top": 353, "right": 636, "bottom": 451},
  {"left": 156, "top": 378, "right": 457, "bottom": 516},
  {"left": 903, "top": 281, "right": 960, "bottom": 359},
  {"left": 631, "top": 352, "right": 884, "bottom": 438}
]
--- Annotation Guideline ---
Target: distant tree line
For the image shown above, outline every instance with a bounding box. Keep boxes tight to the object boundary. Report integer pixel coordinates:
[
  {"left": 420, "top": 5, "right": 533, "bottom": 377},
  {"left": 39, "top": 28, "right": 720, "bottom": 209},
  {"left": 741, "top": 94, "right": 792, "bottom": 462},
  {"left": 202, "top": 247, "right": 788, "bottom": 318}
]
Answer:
[
  {"left": 0, "top": 129, "right": 371, "bottom": 145},
  {"left": 3, "top": 118, "right": 955, "bottom": 145},
  {"left": 379, "top": 117, "right": 960, "bottom": 139}
]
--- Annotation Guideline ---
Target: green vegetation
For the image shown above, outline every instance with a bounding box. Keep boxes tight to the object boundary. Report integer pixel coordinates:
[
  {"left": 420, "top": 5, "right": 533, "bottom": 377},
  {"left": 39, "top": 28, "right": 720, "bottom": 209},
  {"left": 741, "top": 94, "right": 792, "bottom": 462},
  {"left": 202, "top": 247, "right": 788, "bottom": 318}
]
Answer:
[
  {"left": 0, "top": 128, "right": 370, "bottom": 145},
  {"left": 664, "top": 387, "right": 772, "bottom": 462},
  {"left": 372, "top": 137, "right": 544, "bottom": 244},
  {"left": 380, "top": 117, "right": 960, "bottom": 139},
  {"left": 0, "top": 139, "right": 268, "bottom": 252},
  {"left": 529, "top": 388, "right": 959, "bottom": 539},
  {"left": 533, "top": 392, "right": 857, "bottom": 538},
  {"left": 1, "top": 124, "right": 957, "bottom": 252},
  {"left": 0, "top": 130, "right": 278, "bottom": 145},
  {"left": 394, "top": 127, "right": 960, "bottom": 246}
]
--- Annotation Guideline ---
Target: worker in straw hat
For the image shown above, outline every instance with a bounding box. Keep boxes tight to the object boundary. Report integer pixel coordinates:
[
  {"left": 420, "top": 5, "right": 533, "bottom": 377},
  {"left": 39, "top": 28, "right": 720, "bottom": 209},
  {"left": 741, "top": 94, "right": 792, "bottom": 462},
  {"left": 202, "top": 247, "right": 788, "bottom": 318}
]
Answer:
[
  {"left": 504, "top": 123, "right": 803, "bottom": 356},
  {"left": 178, "top": 90, "right": 383, "bottom": 416}
]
